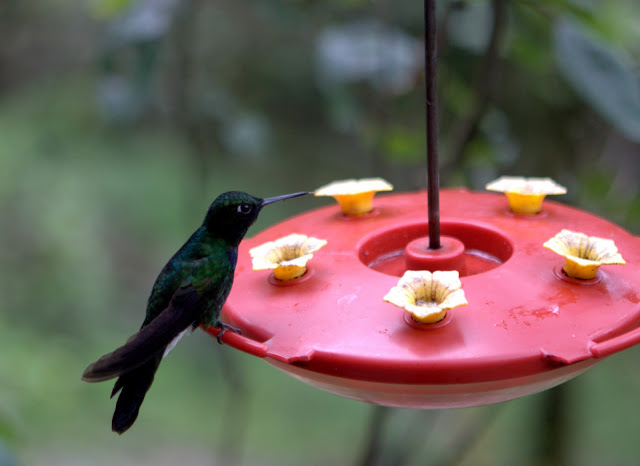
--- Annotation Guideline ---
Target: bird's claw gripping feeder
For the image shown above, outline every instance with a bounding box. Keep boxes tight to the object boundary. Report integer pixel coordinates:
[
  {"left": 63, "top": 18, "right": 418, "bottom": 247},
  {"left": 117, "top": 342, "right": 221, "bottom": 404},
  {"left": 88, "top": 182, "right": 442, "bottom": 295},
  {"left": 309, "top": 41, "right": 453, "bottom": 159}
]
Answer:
[{"left": 207, "top": 1, "right": 640, "bottom": 409}]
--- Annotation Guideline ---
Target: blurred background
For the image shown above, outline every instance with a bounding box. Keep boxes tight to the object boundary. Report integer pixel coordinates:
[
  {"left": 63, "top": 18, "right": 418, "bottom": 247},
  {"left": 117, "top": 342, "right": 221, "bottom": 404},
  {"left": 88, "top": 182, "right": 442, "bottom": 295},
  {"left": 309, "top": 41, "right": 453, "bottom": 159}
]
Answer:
[{"left": 1, "top": 0, "right": 640, "bottom": 464}]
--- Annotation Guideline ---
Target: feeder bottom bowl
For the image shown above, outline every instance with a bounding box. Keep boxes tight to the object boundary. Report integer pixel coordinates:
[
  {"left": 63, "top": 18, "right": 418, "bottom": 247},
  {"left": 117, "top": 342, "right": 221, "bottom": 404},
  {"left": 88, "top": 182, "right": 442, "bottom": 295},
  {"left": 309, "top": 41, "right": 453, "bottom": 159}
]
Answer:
[{"left": 267, "top": 357, "right": 596, "bottom": 409}]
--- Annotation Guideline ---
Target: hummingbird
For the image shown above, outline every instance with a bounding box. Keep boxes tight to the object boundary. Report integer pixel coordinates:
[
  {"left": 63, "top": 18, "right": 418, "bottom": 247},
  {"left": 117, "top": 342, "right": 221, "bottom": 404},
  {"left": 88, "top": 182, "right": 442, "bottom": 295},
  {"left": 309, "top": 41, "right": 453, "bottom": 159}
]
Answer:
[{"left": 82, "top": 190, "right": 308, "bottom": 434}]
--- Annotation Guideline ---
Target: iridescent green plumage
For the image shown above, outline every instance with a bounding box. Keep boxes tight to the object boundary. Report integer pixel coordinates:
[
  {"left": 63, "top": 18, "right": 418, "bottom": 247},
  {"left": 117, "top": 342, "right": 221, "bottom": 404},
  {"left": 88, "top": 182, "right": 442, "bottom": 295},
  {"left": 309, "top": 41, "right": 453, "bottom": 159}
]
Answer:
[
  {"left": 82, "top": 190, "right": 308, "bottom": 434},
  {"left": 144, "top": 230, "right": 236, "bottom": 328}
]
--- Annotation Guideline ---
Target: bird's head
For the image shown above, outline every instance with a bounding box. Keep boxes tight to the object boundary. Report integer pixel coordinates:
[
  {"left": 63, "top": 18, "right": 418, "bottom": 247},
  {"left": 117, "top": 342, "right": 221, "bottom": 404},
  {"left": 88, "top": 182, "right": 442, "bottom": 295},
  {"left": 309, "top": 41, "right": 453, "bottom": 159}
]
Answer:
[{"left": 204, "top": 191, "right": 309, "bottom": 245}]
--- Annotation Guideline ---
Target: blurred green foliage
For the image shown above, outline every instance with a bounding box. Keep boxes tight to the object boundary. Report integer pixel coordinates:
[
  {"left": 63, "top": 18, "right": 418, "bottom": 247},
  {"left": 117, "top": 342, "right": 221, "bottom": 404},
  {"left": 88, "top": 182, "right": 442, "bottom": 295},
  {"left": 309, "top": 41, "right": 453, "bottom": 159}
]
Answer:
[{"left": 1, "top": 0, "right": 639, "bottom": 464}]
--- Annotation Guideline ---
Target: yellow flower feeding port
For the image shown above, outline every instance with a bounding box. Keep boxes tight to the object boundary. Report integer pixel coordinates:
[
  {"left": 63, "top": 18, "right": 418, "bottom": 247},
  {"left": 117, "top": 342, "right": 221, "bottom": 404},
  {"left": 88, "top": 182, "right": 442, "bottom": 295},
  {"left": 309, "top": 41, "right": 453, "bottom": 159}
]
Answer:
[
  {"left": 384, "top": 270, "right": 468, "bottom": 324},
  {"left": 250, "top": 233, "right": 327, "bottom": 281},
  {"left": 486, "top": 176, "right": 567, "bottom": 215},
  {"left": 314, "top": 178, "right": 393, "bottom": 216},
  {"left": 544, "top": 229, "right": 626, "bottom": 280}
]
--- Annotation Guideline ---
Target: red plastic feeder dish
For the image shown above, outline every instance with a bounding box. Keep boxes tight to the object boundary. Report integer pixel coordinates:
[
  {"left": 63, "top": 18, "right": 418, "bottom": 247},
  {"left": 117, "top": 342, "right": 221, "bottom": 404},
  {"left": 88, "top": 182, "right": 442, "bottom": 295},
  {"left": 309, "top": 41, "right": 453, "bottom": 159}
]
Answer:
[{"left": 206, "top": 189, "right": 640, "bottom": 408}]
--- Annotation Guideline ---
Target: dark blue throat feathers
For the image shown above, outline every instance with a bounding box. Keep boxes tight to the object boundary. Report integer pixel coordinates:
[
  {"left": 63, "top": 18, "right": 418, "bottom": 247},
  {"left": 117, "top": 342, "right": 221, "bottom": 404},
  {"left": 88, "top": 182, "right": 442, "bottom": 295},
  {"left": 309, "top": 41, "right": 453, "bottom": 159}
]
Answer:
[{"left": 82, "top": 190, "right": 308, "bottom": 434}]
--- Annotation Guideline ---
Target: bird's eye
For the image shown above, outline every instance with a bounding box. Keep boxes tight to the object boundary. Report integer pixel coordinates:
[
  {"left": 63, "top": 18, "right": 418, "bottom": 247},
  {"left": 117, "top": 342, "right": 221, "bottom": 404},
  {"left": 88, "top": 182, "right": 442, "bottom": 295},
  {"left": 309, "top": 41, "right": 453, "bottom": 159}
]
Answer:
[{"left": 237, "top": 203, "right": 253, "bottom": 214}]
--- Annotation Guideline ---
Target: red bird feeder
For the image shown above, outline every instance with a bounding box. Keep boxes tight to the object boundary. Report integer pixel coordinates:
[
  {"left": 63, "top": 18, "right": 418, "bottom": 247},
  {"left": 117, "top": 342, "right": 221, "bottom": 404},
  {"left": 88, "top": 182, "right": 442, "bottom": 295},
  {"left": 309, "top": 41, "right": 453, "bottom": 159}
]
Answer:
[
  {"left": 207, "top": 189, "right": 640, "bottom": 408},
  {"left": 206, "top": 0, "right": 640, "bottom": 409}
]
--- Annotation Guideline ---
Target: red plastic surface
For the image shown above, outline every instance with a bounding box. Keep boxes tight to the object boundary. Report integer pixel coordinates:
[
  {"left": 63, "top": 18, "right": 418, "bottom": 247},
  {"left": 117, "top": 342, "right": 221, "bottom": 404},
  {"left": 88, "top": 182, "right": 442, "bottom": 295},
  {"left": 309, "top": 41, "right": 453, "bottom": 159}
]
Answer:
[
  {"left": 404, "top": 236, "right": 466, "bottom": 273},
  {"left": 206, "top": 189, "right": 640, "bottom": 408}
]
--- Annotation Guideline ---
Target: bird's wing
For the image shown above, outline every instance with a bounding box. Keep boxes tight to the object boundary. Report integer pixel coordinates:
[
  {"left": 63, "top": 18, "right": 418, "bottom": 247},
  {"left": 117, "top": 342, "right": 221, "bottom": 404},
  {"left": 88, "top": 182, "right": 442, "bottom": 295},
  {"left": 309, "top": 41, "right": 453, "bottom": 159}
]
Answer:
[{"left": 82, "top": 279, "right": 212, "bottom": 383}]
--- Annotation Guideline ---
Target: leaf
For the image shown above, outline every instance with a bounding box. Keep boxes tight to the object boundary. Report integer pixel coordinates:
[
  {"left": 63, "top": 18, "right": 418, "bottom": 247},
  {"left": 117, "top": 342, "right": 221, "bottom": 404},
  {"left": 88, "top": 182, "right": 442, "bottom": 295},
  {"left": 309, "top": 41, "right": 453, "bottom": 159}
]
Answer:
[{"left": 553, "top": 20, "right": 640, "bottom": 142}]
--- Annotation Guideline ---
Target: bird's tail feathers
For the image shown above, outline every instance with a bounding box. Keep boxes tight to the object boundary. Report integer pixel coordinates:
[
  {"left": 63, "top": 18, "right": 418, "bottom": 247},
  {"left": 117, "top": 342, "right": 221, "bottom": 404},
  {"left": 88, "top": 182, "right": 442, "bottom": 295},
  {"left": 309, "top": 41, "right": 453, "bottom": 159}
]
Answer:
[
  {"left": 82, "top": 288, "right": 205, "bottom": 382},
  {"left": 111, "top": 355, "right": 162, "bottom": 434}
]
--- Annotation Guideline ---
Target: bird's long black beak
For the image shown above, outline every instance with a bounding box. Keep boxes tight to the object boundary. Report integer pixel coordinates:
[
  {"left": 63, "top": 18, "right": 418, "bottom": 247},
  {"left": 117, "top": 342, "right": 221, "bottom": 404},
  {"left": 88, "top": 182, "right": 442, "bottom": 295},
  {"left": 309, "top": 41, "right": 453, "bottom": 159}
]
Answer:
[{"left": 261, "top": 191, "right": 309, "bottom": 207}]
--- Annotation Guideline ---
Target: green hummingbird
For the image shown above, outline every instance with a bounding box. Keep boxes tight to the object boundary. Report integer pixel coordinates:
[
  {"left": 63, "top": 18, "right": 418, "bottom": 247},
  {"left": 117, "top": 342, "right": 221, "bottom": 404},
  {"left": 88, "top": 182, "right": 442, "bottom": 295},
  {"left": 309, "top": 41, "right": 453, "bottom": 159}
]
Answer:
[{"left": 82, "top": 190, "right": 308, "bottom": 434}]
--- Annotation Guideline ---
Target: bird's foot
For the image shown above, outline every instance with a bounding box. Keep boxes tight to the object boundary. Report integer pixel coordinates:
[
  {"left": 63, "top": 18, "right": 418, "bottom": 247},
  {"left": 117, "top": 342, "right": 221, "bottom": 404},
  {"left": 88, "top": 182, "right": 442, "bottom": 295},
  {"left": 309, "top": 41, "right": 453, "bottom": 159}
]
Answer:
[{"left": 214, "top": 321, "right": 242, "bottom": 344}]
